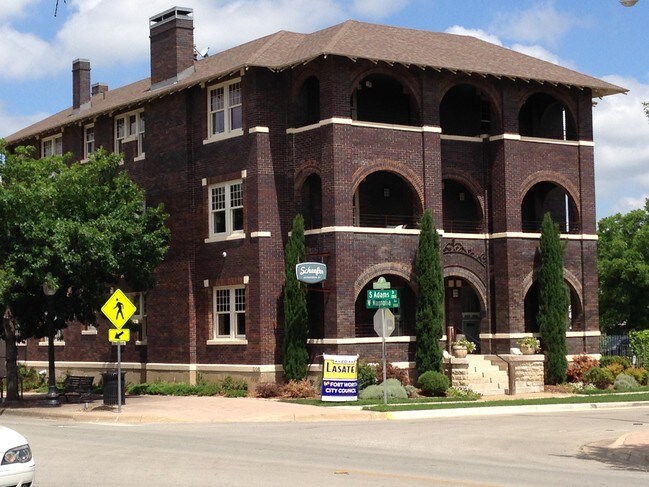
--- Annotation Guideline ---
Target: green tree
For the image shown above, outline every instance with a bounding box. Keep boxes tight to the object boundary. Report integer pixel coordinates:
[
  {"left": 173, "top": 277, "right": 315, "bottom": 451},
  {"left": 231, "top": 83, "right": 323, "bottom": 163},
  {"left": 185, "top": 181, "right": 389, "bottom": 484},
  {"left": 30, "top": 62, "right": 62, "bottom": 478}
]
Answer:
[
  {"left": 598, "top": 203, "right": 649, "bottom": 331},
  {"left": 282, "top": 214, "right": 309, "bottom": 381},
  {"left": 0, "top": 146, "right": 169, "bottom": 400},
  {"left": 538, "top": 213, "right": 568, "bottom": 385},
  {"left": 414, "top": 210, "right": 444, "bottom": 375}
]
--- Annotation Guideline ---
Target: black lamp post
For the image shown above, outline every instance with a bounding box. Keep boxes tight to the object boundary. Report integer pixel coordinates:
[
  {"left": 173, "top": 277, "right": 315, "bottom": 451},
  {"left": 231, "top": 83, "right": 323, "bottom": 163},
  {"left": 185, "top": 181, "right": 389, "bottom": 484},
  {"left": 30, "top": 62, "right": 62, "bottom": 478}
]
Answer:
[{"left": 42, "top": 281, "right": 61, "bottom": 407}]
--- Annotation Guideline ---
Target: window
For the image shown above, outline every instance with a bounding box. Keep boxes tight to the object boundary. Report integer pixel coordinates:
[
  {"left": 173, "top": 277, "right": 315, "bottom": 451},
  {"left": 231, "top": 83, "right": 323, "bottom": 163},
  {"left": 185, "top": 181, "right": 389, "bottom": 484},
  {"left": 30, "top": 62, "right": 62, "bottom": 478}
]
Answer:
[
  {"left": 126, "top": 292, "right": 147, "bottom": 343},
  {"left": 115, "top": 109, "right": 145, "bottom": 157},
  {"left": 209, "top": 180, "right": 244, "bottom": 238},
  {"left": 213, "top": 287, "right": 246, "bottom": 339},
  {"left": 42, "top": 134, "right": 62, "bottom": 157},
  {"left": 84, "top": 124, "right": 95, "bottom": 160},
  {"left": 207, "top": 79, "right": 243, "bottom": 140}
]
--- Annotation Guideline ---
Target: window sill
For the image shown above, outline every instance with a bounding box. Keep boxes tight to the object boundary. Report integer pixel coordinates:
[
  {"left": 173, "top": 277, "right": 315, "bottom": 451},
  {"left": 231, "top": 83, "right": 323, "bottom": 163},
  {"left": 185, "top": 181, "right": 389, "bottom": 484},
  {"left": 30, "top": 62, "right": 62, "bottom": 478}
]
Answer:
[
  {"left": 38, "top": 341, "right": 65, "bottom": 346},
  {"left": 135, "top": 340, "right": 147, "bottom": 346},
  {"left": 134, "top": 153, "right": 146, "bottom": 162},
  {"left": 203, "top": 129, "right": 244, "bottom": 145},
  {"left": 204, "top": 232, "right": 246, "bottom": 243},
  {"left": 207, "top": 338, "right": 248, "bottom": 346},
  {"left": 81, "top": 329, "right": 98, "bottom": 335}
]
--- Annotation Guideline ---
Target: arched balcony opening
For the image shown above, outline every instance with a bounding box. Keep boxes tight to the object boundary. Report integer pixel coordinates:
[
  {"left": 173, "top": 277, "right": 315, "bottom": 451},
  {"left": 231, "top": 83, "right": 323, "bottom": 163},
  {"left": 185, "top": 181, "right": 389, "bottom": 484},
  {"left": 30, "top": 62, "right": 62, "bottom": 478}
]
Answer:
[
  {"left": 442, "top": 179, "right": 483, "bottom": 233},
  {"left": 353, "top": 171, "right": 420, "bottom": 228},
  {"left": 524, "top": 280, "right": 582, "bottom": 334},
  {"left": 296, "top": 76, "right": 320, "bottom": 127},
  {"left": 354, "top": 275, "right": 416, "bottom": 337},
  {"left": 301, "top": 173, "right": 322, "bottom": 230},
  {"left": 519, "top": 93, "right": 577, "bottom": 141},
  {"left": 445, "top": 277, "right": 483, "bottom": 353},
  {"left": 440, "top": 84, "right": 493, "bottom": 136},
  {"left": 521, "top": 182, "right": 579, "bottom": 233},
  {"left": 350, "top": 74, "right": 418, "bottom": 126}
]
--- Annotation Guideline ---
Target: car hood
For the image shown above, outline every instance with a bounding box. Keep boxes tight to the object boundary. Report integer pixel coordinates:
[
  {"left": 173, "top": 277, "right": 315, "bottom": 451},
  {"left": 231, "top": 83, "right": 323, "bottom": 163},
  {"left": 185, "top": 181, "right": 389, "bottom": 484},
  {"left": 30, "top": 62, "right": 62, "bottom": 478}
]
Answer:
[{"left": 0, "top": 426, "right": 29, "bottom": 450}]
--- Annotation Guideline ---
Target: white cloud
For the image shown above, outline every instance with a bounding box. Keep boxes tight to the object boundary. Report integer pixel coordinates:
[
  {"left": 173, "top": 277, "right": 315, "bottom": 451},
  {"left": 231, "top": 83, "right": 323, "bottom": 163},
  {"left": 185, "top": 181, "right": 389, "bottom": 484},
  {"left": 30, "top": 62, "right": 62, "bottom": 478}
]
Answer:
[
  {"left": 0, "top": 101, "right": 49, "bottom": 139},
  {"left": 0, "top": 0, "right": 40, "bottom": 19},
  {"left": 490, "top": 1, "right": 583, "bottom": 47},
  {"left": 594, "top": 76, "right": 649, "bottom": 217},
  {"left": 445, "top": 26, "right": 502, "bottom": 46}
]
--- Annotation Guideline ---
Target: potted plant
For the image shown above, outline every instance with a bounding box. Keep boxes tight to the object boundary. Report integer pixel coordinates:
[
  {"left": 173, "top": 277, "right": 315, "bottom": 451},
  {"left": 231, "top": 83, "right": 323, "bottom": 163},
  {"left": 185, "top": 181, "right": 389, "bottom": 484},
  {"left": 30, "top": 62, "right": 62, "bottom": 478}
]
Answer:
[
  {"left": 517, "top": 336, "right": 540, "bottom": 355},
  {"left": 452, "top": 337, "right": 476, "bottom": 358}
]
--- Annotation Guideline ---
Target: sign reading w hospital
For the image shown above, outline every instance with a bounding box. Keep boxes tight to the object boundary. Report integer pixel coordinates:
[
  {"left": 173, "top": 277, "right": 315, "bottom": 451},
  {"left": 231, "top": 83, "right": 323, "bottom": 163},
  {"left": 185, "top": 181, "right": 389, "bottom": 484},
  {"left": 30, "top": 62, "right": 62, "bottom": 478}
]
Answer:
[{"left": 321, "top": 354, "right": 359, "bottom": 402}]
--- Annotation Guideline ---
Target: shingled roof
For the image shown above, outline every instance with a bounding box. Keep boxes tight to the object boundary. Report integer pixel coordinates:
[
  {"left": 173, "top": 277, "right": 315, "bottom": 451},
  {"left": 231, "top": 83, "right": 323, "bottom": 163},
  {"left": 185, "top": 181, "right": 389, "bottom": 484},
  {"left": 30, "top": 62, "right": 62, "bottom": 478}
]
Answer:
[{"left": 6, "top": 20, "right": 626, "bottom": 144}]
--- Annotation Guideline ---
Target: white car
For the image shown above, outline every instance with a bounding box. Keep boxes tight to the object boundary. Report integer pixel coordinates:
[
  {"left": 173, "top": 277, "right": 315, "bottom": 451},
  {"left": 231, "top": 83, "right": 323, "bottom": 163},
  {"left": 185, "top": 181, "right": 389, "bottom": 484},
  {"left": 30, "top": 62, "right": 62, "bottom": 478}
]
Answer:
[{"left": 0, "top": 425, "right": 35, "bottom": 487}]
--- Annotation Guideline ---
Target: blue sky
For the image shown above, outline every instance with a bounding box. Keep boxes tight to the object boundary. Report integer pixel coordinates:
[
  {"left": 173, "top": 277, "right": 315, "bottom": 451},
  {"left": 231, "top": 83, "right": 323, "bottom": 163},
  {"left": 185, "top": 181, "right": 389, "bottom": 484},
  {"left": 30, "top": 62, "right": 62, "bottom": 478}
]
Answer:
[{"left": 1, "top": 0, "right": 648, "bottom": 219}]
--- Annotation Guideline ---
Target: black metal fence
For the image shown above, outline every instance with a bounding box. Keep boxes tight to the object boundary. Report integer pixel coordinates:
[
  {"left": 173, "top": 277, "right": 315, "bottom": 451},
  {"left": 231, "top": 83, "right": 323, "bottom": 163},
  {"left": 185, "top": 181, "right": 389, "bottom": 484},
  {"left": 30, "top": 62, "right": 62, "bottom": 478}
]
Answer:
[{"left": 600, "top": 334, "right": 632, "bottom": 358}]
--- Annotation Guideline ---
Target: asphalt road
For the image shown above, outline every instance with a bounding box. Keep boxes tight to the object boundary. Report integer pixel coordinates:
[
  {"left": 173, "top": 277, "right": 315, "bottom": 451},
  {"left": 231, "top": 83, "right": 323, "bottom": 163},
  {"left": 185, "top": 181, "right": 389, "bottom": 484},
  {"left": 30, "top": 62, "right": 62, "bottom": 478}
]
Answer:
[{"left": 3, "top": 406, "right": 649, "bottom": 486}]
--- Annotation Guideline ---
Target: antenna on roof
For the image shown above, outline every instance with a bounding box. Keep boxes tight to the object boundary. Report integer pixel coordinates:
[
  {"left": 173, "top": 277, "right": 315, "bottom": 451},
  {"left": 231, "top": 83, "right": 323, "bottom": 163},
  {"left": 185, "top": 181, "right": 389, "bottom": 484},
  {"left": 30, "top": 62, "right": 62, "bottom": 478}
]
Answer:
[{"left": 193, "top": 46, "right": 210, "bottom": 59}]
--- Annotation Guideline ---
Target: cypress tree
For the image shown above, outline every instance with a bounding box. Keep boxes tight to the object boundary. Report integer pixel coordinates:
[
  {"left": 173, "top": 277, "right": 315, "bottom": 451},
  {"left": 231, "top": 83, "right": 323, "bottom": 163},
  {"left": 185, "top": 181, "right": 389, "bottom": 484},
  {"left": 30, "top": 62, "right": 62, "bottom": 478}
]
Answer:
[
  {"left": 283, "top": 214, "right": 309, "bottom": 381},
  {"left": 415, "top": 210, "right": 445, "bottom": 374},
  {"left": 538, "top": 212, "right": 568, "bottom": 385}
]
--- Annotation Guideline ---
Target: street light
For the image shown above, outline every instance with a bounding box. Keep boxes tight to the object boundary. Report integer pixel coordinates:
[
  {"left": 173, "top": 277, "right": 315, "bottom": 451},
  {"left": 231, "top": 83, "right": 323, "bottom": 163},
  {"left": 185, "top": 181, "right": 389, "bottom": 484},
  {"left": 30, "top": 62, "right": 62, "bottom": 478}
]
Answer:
[{"left": 42, "top": 281, "right": 60, "bottom": 407}]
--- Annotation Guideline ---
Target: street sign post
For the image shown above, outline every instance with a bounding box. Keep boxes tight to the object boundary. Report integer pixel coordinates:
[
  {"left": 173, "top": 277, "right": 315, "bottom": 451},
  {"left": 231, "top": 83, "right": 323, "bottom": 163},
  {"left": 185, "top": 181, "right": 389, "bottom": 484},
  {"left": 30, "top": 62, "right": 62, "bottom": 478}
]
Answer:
[{"left": 373, "top": 308, "right": 395, "bottom": 404}]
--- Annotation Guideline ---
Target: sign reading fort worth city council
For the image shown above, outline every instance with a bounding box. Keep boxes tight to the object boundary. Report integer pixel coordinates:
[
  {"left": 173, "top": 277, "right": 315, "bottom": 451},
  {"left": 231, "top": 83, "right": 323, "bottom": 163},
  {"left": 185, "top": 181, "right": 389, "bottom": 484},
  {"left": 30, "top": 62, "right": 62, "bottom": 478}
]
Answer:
[
  {"left": 321, "top": 354, "right": 358, "bottom": 402},
  {"left": 295, "top": 262, "right": 327, "bottom": 284}
]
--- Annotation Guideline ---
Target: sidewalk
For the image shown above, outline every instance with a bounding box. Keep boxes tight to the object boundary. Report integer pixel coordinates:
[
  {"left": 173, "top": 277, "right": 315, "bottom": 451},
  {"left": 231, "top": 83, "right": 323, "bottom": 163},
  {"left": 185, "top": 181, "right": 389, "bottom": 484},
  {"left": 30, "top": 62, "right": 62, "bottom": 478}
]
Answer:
[{"left": 2, "top": 392, "right": 649, "bottom": 470}]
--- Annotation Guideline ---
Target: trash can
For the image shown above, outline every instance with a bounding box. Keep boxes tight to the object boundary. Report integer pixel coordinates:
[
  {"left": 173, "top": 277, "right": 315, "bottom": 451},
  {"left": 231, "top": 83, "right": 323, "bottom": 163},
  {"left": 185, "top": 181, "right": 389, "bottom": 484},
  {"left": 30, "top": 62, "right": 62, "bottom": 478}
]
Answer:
[{"left": 102, "top": 370, "right": 126, "bottom": 405}]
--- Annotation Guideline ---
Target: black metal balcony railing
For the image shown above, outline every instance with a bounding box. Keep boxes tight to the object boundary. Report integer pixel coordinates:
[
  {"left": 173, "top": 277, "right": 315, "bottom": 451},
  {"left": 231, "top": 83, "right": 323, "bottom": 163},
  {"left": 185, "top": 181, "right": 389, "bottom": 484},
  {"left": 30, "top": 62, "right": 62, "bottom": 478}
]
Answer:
[
  {"left": 521, "top": 219, "right": 580, "bottom": 234},
  {"left": 353, "top": 213, "right": 420, "bottom": 228},
  {"left": 442, "top": 219, "right": 484, "bottom": 234},
  {"left": 355, "top": 321, "right": 414, "bottom": 338}
]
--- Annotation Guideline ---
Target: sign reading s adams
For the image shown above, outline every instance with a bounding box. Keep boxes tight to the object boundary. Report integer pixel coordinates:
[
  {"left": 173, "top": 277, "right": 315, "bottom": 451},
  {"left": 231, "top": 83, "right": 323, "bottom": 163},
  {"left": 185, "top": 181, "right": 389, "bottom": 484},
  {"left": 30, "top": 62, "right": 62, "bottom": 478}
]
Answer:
[{"left": 295, "top": 262, "right": 327, "bottom": 284}]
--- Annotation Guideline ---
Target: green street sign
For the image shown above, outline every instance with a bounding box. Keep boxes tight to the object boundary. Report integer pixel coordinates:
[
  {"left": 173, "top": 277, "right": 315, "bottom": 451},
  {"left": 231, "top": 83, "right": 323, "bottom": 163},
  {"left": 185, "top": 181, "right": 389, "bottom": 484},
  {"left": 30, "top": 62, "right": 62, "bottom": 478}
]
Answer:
[{"left": 366, "top": 289, "right": 399, "bottom": 309}]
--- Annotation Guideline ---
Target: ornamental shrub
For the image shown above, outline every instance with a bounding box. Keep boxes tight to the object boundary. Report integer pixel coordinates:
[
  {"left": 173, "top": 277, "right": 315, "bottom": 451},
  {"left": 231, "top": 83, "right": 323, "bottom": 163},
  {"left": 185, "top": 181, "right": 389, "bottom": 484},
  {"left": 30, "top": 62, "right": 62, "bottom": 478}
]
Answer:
[
  {"left": 281, "top": 379, "right": 318, "bottom": 399},
  {"left": 624, "top": 367, "right": 648, "bottom": 386},
  {"left": 255, "top": 382, "right": 282, "bottom": 398},
  {"left": 357, "top": 361, "right": 378, "bottom": 390},
  {"left": 605, "top": 363, "right": 625, "bottom": 377},
  {"left": 614, "top": 373, "right": 639, "bottom": 391},
  {"left": 359, "top": 379, "right": 408, "bottom": 400},
  {"left": 630, "top": 330, "right": 649, "bottom": 367},
  {"left": 599, "top": 355, "right": 631, "bottom": 370},
  {"left": 375, "top": 362, "right": 410, "bottom": 386},
  {"left": 583, "top": 367, "right": 615, "bottom": 389},
  {"left": 566, "top": 355, "right": 599, "bottom": 382},
  {"left": 418, "top": 370, "right": 450, "bottom": 396}
]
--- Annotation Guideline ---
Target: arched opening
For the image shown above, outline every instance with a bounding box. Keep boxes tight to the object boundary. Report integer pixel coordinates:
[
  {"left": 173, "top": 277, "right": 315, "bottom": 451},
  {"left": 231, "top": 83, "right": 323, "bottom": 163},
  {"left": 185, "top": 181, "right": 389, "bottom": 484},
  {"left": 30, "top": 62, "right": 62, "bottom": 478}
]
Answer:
[
  {"left": 524, "top": 279, "right": 581, "bottom": 333},
  {"left": 301, "top": 173, "right": 322, "bottom": 230},
  {"left": 296, "top": 76, "right": 320, "bottom": 127},
  {"left": 444, "top": 277, "right": 482, "bottom": 352},
  {"left": 521, "top": 182, "right": 579, "bottom": 233},
  {"left": 350, "top": 74, "right": 418, "bottom": 126},
  {"left": 355, "top": 275, "right": 416, "bottom": 337},
  {"left": 440, "top": 84, "right": 493, "bottom": 136},
  {"left": 519, "top": 93, "right": 577, "bottom": 140},
  {"left": 353, "top": 171, "right": 420, "bottom": 228},
  {"left": 442, "top": 179, "right": 483, "bottom": 233}
]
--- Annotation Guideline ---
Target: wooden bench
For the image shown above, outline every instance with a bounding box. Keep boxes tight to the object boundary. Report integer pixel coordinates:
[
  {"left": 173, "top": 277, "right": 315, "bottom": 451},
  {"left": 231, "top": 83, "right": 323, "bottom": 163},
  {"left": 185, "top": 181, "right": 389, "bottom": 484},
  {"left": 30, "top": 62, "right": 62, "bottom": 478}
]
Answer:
[{"left": 60, "top": 375, "right": 94, "bottom": 403}]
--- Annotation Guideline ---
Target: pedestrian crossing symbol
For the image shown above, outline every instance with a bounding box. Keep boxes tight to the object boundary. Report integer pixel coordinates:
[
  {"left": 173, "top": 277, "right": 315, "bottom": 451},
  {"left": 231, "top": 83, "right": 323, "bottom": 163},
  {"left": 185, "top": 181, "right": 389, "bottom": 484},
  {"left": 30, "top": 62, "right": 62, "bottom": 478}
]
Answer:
[
  {"left": 101, "top": 289, "right": 136, "bottom": 329},
  {"left": 108, "top": 328, "right": 131, "bottom": 343}
]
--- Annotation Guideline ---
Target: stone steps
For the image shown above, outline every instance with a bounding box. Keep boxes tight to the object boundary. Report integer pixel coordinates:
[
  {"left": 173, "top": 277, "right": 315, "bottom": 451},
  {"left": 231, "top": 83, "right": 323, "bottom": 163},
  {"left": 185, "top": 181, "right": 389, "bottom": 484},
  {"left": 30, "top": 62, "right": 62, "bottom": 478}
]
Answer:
[{"left": 465, "top": 355, "right": 510, "bottom": 396}]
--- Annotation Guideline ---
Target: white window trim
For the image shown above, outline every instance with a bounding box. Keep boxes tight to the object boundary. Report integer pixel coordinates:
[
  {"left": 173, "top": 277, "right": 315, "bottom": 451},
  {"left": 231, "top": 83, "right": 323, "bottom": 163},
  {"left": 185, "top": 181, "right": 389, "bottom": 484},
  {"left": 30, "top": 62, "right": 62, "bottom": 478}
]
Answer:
[
  {"left": 82, "top": 123, "right": 95, "bottom": 162},
  {"left": 207, "top": 180, "right": 245, "bottom": 241},
  {"left": 41, "top": 133, "right": 63, "bottom": 157},
  {"left": 205, "top": 78, "right": 244, "bottom": 143},
  {"left": 211, "top": 286, "right": 246, "bottom": 341},
  {"left": 126, "top": 292, "right": 147, "bottom": 345},
  {"left": 114, "top": 109, "right": 145, "bottom": 158}
]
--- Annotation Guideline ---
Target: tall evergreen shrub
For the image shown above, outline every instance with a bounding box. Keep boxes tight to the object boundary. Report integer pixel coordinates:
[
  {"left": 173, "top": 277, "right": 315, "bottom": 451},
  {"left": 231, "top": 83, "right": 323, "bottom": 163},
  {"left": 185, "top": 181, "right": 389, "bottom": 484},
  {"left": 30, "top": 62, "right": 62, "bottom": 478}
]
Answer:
[
  {"left": 415, "top": 210, "right": 444, "bottom": 374},
  {"left": 538, "top": 213, "right": 568, "bottom": 384},
  {"left": 282, "top": 214, "right": 309, "bottom": 381}
]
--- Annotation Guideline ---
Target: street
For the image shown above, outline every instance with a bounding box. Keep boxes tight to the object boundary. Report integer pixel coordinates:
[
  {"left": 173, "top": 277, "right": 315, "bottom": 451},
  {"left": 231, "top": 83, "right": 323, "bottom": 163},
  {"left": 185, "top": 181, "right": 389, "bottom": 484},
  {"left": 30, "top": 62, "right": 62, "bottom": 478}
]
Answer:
[{"left": 3, "top": 407, "right": 649, "bottom": 486}]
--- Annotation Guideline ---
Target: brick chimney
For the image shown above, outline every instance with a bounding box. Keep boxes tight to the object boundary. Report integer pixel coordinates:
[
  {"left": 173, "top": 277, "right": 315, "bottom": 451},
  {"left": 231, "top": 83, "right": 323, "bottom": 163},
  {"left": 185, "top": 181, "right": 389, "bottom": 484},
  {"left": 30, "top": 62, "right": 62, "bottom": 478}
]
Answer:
[
  {"left": 72, "top": 59, "right": 91, "bottom": 109},
  {"left": 149, "top": 7, "right": 194, "bottom": 87},
  {"left": 92, "top": 83, "right": 108, "bottom": 96}
]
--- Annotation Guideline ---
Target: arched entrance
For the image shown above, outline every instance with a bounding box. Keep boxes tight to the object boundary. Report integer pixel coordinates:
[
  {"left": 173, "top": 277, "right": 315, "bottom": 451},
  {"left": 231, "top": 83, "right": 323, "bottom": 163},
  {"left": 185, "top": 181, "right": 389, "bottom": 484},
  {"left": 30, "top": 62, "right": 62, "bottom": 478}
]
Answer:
[{"left": 444, "top": 276, "right": 483, "bottom": 352}]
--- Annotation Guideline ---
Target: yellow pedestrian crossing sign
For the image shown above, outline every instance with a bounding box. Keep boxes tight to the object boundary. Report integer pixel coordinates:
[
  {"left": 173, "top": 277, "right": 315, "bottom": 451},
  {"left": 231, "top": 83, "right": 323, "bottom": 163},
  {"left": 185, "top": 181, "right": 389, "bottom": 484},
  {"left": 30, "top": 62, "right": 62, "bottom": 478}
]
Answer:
[
  {"left": 108, "top": 328, "right": 131, "bottom": 343},
  {"left": 101, "top": 289, "right": 136, "bottom": 329}
]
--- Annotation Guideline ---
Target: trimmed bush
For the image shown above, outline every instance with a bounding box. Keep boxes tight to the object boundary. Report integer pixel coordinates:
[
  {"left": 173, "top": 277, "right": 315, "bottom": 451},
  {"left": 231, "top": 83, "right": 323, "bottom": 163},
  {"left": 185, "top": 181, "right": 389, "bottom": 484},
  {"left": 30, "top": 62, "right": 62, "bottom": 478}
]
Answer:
[
  {"left": 375, "top": 362, "right": 410, "bottom": 386},
  {"left": 357, "top": 361, "right": 378, "bottom": 390},
  {"left": 281, "top": 379, "right": 318, "bottom": 399},
  {"left": 599, "top": 355, "right": 632, "bottom": 370},
  {"left": 566, "top": 355, "right": 599, "bottom": 382},
  {"left": 583, "top": 367, "right": 615, "bottom": 389},
  {"left": 418, "top": 370, "right": 450, "bottom": 396},
  {"left": 624, "top": 367, "right": 648, "bottom": 386},
  {"left": 614, "top": 373, "right": 639, "bottom": 391},
  {"left": 605, "top": 363, "right": 625, "bottom": 377},
  {"left": 405, "top": 384, "right": 421, "bottom": 398},
  {"left": 358, "top": 379, "right": 408, "bottom": 400},
  {"left": 255, "top": 382, "right": 282, "bottom": 398}
]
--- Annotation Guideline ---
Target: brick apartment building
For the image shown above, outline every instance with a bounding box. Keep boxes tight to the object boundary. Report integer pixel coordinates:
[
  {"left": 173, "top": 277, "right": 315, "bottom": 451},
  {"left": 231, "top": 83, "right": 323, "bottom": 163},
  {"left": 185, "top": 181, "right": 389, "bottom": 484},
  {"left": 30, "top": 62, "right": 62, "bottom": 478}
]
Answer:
[{"left": 5, "top": 7, "right": 625, "bottom": 385}]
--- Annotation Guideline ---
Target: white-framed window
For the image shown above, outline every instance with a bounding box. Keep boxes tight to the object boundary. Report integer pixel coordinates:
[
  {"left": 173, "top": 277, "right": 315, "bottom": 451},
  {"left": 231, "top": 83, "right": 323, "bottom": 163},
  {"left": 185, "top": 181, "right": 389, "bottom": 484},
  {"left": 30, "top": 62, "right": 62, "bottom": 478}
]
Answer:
[
  {"left": 212, "top": 286, "right": 246, "bottom": 339},
  {"left": 208, "top": 180, "right": 244, "bottom": 238},
  {"left": 207, "top": 78, "right": 243, "bottom": 140},
  {"left": 42, "top": 134, "right": 63, "bottom": 157},
  {"left": 126, "top": 292, "right": 147, "bottom": 343},
  {"left": 83, "top": 124, "right": 95, "bottom": 160},
  {"left": 115, "top": 109, "right": 145, "bottom": 157}
]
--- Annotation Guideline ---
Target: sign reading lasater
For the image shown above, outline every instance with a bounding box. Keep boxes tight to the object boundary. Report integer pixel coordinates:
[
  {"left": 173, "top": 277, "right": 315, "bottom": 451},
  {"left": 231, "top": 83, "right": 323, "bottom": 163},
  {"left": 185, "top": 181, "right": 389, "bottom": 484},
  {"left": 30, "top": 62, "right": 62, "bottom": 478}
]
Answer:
[
  {"left": 295, "top": 262, "right": 327, "bottom": 284},
  {"left": 321, "top": 354, "right": 359, "bottom": 402}
]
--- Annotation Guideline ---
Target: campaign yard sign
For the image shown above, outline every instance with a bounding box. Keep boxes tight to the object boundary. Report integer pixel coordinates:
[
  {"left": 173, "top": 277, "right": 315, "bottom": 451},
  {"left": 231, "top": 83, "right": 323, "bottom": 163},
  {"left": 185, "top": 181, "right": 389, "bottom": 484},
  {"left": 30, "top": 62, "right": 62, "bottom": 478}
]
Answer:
[{"left": 321, "top": 354, "right": 359, "bottom": 402}]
